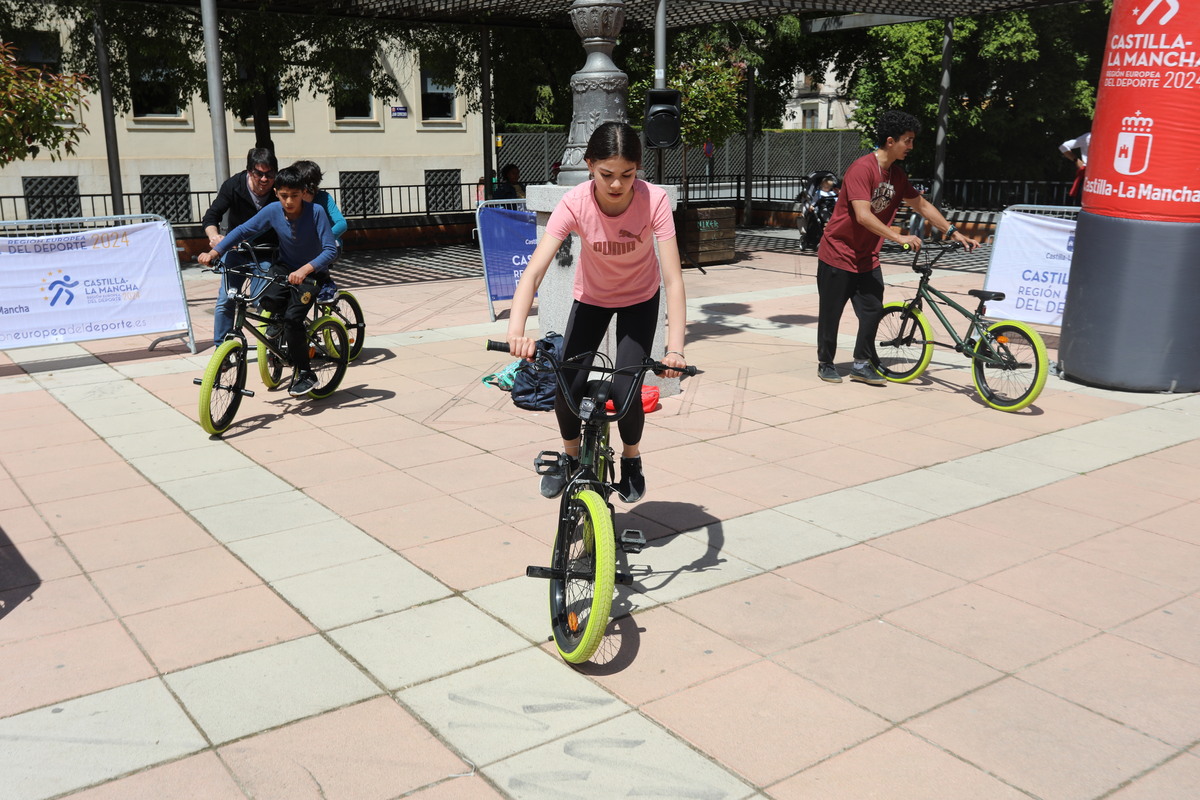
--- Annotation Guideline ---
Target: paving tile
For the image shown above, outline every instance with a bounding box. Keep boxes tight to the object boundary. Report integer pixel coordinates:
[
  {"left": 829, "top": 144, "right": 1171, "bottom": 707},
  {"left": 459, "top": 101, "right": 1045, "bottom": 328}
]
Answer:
[
  {"left": 926, "top": 449, "right": 1074, "bottom": 495},
  {"left": 129, "top": 445, "right": 258, "bottom": 483},
  {"left": 776, "top": 488, "right": 936, "bottom": 542},
  {"left": 87, "top": 407, "right": 195, "bottom": 438},
  {"left": 453, "top": 477, "right": 557, "bottom": 525},
  {"left": 351, "top": 495, "right": 497, "bottom": 550},
  {"left": 0, "top": 505, "right": 54, "bottom": 544},
  {"left": 166, "top": 635, "right": 380, "bottom": 744},
  {"left": 1113, "top": 595, "right": 1200, "bottom": 665},
  {"left": 105, "top": 423, "right": 222, "bottom": 460},
  {"left": 978, "top": 553, "right": 1182, "bottom": 629},
  {"left": 1091, "top": 455, "right": 1200, "bottom": 502},
  {"left": 191, "top": 492, "right": 340, "bottom": 543},
  {"left": 774, "top": 619, "right": 1002, "bottom": 722},
  {"left": 696, "top": 461, "right": 841, "bottom": 507},
  {"left": 1022, "top": 473, "right": 1186, "bottom": 527},
  {"left": 629, "top": 484, "right": 764, "bottom": 536},
  {"left": 271, "top": 553, "right": 450, "bottom": 631},
  {"left": 59, "top": 513, "right": 215, "bottom": 572},
  {"left": 1133, "top": 502, "right": 1200, "bottom": 547},
  {"left": 953, "top": 493, "right": 1120, "bottom": 550},
  {"left": 306, "top": 469, "right": 443, "bottom": 517},
  {"left": 643, "top": 660, "right": 887, "bottom": 786},
  {"left": 226, "top": 519, "right": 391, "bottom": 582},
  {"left": 218, "top": 696, "right": 470, "bottom": 800},
  {"left": 39, "top": 484, "right": 181, "bottom": 535},
  {"left": 0, "top": 574, "right": 114, "bottom": 646},
  {"left": 1, "top": 535, "right": 80, "bottom": 588},
  {"left": 399, "top": 525, "right": 547, "bottom": 591},
  {"left": 485, "top": 711, "right": 755, "bottom": 800},
  {"left": 782, "top": 444, "right": 914, "bottom": 489},
  {"left": 361, "top": 432, "right": 483, "bottom": 470},
  {"left": 859, "top": 469, "right": 1011, "bottom": 516},
  {"left": 89, "top": 545, "right": 263, "bottom": 617},
  {"left": 398, "top": 648, "right": 628, "bottom": 766},
  {"left": 629, "top": 529, "right": 763, "bottom": 605},
  {"left": 0, "top": 679, "right": 206, "bottom": 800},
  {"left": 1064, "top": 527, "right": 1200, "bottom": 593},
  {"left": 884, "top": 584, "right": 1096, "bottom": 672},
  {"left": 776, "top": 544, "right": 964, "bottom": 615},
  {"left": 0, "top": 619, "right": 156, "bottom": 717},
  {"left": 157, "top": 466, "right": 294, "bottom": 511},
  {"left": 905, "top": 678, "right": 1174, "bottom": 800},
  {"left": 399, "top": 776, "right": 505, "bottom": 799},
  {"left": 330, "top": 596, "right": 528, "bottom": 689},
  {"left": 1019, "top": 634, "right": 1200, "bottom": 747},
  {"left": 0, "top": 474, "right": 27, "bottom": 511},
  {"left": 708, "top": 425, "right": 829, "bottom": 461},
  {"left": 1106, "top": 751, "right": 1200, "bottom": 800},
  {"left": 871, "top": 517, "right": 1047, "bottom": 581},
  {"left": 997, "top": 431, "right": 1139, "bottom": 474},
  {"left": 684, "top": 508, "right": 855, "bottom": 571},
  {"left": 769, "top": 728, "right": 1028, "bottom": 800},
  {"left": 0, "top": 438, "right": 120, "bottom": 478},
  {"left": 63, "top": 752, "right": 247, "bottom": 800},
  {"left": 124, "top": 584, "right": 316, "bottom": 673},
  {"left": 0, "top": 419, "right": 99, "bottom": 455}
]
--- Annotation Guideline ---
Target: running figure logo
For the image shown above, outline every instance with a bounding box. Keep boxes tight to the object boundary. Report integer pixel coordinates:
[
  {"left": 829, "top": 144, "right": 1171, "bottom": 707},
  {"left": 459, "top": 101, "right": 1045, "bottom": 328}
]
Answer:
[
  {"left": 45, "top": 275, "right": 79, "bottom": 306},
  {"left": 618, "top": 226, "right": 646, "bottom": 244}
]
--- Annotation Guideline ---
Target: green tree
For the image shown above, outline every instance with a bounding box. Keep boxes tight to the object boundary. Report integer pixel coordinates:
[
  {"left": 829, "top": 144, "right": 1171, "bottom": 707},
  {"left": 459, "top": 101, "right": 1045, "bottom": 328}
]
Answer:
[{"left": 0, "top": 39, "right": 87, "bottom": 165}]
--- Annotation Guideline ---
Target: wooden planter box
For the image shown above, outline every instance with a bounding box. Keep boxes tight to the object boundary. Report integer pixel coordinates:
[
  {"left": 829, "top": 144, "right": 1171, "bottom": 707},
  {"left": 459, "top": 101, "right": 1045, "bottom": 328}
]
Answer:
[{"left": 674, "top": 206, "right": 735, "bottom": 267}]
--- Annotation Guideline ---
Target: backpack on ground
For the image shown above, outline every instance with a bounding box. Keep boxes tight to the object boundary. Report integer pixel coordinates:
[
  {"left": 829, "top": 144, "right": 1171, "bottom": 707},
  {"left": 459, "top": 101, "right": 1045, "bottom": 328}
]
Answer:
[{"left": 511, "top": 331, "right": 563, "bottom": 411}]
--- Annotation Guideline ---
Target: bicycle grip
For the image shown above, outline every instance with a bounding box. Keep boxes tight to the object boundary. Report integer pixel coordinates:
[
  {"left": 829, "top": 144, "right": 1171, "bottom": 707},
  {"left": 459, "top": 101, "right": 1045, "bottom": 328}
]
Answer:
[{"left": 486, "top": 339, "right": 511, "bottom": 353}]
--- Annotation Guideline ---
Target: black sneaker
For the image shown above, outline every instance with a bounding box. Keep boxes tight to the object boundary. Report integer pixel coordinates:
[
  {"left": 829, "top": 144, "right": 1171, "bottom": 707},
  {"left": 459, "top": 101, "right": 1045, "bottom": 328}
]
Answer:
[
  {"left": 848, "top": 363, "right": 886, "bottom": 386},
  {"left": 817, "top": 363, "right": 842, "bottom": 383},
  {"left": 540, "top": 454, "right": 579, "bottom": 499},
  {"left": 289, "top": 370, "right": 318, "bottom": 397},
  {"left": 265, "top": 321, "right": 284, "bottom": 339},
  {"left": 615, "top": 456, "right": 646, "bottom": 503}
]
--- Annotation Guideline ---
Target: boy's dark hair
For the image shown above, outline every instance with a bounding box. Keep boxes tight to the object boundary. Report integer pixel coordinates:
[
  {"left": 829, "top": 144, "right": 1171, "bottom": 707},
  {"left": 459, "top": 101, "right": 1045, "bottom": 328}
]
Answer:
[
  {"left": 500, "top": 163, "right": 520, "bottom": 182},
  {"left": 245, "top": 147, "right": 278, "bottom": 173},
  {"left": 584, "top": 121, "right": 642, "bottom": 166},
  {"left": 876, "top": 110, "right": 922, "bottom": 147},
  {"left": 291, "top": 160, "right": 323, "bottom": 192},
  {"left": 273, "top": 166, "right": 305, "bottom": 191}
]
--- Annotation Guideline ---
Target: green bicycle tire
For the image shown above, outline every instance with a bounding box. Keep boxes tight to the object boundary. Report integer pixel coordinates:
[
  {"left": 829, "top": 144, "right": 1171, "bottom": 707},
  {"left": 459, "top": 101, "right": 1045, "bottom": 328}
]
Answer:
[
  {"left": 256, "top": 309, "right": 287, "bottom": 389},
  {"left": 972, "top": 320, "right": 1049, "bottom": 412},
  {"left": 330, "top": 291, "right": 366, "bottom": 361},
  {"left": 306, "top": 316, "right": 349, "bottom": 399},
  {"left": 871, "top": 302, "right": 934, "bottom": 382},
  {"left": 549, "top": 488, "right": 615, "bottom": 664},
  {"left": 198, "top": 339, "right": 246, "bottom": 435}
]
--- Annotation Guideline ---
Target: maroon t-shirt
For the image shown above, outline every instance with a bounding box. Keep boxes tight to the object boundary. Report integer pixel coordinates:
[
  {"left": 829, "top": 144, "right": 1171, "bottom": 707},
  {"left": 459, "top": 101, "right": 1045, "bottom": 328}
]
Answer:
[{"left": 818, "top": 152, "right": 919, "bottom": 273}]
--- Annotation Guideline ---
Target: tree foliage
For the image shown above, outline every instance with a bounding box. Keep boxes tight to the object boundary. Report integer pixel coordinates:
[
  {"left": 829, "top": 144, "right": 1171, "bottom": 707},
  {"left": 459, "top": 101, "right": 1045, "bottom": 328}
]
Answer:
[{"left": 0, "top": 39, "right": 87, "bottom": 165}]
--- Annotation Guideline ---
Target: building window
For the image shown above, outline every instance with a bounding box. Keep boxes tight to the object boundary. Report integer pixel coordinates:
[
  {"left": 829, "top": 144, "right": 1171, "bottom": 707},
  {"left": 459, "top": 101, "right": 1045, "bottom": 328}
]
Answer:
[
  {"left": 801, "top": 108, "right": 820, "bottom": 129},
  {"left": 132, "top": 69, "right": 183, "bottom": 118},
  {"left": 23, "top": 176, "right": 81, "bottom": 219},
  {"left": 11, "top": 30, "right": 61, "bottom": 74},
  {"left": 334, "top": 89, "right": 374, "bottom": 121},
  {"left": 420, "top": 69, "right": 455, "bottom": 120},
  {"left": 339, "top": 171, "right": 380, "bottom": 216},
  {"left": 424, "top": 169, "right": 461, "bottom": 212},
  {"left": 140, "top": 174, "right": 191, "bottom": 223}
]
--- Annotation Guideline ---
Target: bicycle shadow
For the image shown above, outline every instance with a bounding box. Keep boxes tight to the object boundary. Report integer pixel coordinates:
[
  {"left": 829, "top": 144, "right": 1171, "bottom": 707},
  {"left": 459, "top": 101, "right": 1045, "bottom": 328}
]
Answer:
[
  {"left": 895, "top": 368, "right": 1048, "bottom": 415},
  {"left": 0, "top": 526, "right": 41, "bottom": 625}
]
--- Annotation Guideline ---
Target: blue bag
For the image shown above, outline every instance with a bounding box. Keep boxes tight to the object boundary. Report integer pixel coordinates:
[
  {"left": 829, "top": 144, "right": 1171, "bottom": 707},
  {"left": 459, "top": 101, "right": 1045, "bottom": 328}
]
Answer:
[{"left": 511, "top": 332, "right": 563, "bottom": 411}]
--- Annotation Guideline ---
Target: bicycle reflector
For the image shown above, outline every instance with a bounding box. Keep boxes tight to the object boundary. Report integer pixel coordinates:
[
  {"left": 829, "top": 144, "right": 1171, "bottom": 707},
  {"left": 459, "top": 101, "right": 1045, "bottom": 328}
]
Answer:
[{"left": 644, "top": 88, "right": 682, "bottom": 149}]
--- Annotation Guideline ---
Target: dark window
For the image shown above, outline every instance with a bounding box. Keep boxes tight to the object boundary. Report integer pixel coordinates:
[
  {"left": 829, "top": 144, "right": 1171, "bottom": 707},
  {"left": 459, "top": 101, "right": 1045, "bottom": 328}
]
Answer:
[
  {"left": 132, "top": 69, "right": 183, "bottom": 117},
  {"left": 425, "top": 169, "right": 461, "bottom": 212},
  {"left": 339, "top": 171, "right": 380, "bottom": 216},
  {"left": 141, "top": 174, "right": 191, "bottom": 223},
  {"left": 23, "top": 176, "right": 81, "bottom": 219},
  {"left": 420, "top": 69, "right": 455, "bottom": 120},
  {"left": 334, "top": 88, "right": 373, "bottom": 120},
  {"left": 11, "top": 30, "right": 61, "bottom": 74}
]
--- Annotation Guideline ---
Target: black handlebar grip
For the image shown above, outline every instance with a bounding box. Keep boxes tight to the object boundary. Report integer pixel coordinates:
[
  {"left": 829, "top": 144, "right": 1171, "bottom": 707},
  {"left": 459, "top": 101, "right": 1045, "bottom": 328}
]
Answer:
[
  {"left": 486, "top": 339, "right": 511, "bottom": 353},
  {"left": 682, "top": 365, "right": 698, "bottom": 377}
]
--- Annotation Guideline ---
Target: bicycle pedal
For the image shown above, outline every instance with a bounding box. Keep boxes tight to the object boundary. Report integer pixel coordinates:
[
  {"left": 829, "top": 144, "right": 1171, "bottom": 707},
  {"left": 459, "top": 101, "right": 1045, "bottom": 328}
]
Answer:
[
  {"left": 616, "top": 572, "right": 635, "bottom": 586},
  {"left": 619, "top": 528, "right": 646, "bottom": 554},
  {"left": 533, "top": 450, "right": 563, "bottom": 475}
]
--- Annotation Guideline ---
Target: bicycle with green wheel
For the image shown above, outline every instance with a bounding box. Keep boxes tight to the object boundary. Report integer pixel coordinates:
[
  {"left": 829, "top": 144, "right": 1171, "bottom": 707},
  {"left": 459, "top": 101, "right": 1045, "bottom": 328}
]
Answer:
[
  {"left": 195, "top": 252, "right": 349, "bottom": 435},
  {"left": 486, "top": 338, "right": 698, "bottom": 664},
  {"left": 870, "top": 240, "right": 1049, "bottom": 412}
]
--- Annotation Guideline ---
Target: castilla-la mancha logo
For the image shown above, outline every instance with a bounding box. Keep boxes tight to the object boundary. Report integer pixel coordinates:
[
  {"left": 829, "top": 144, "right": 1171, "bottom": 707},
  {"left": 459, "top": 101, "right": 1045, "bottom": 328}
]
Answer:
[{"left": 1114, "top": 112, "right": 1153, "bottom": 176}]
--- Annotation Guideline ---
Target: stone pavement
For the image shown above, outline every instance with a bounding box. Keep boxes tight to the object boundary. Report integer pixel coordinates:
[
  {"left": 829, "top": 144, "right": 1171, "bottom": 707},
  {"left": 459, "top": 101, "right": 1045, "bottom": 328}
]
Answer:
[{"left": 1, "top": 229, "right": 1198, "bottom": 800}]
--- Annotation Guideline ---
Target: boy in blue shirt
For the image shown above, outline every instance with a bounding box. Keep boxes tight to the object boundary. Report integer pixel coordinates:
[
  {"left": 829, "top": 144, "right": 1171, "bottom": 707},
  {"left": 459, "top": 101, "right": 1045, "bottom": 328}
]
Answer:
[{"left": 198, "top": 166, "right": 337, "bottom": 396}]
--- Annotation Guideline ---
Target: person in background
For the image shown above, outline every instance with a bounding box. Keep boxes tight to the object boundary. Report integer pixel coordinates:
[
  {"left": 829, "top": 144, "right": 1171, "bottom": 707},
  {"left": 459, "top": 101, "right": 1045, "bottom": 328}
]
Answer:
[
  {"left": 201, "top": 147, "right": 279, "bottom": 346},
  {"left": 494, "top": 163, "right": 526, "bottom": 200},
  {"left": 291, "top": 160, "right": 346, "bottom": 302},
  {"left": 1059, "top": 131, "right": 1091, "bottom": 203}
]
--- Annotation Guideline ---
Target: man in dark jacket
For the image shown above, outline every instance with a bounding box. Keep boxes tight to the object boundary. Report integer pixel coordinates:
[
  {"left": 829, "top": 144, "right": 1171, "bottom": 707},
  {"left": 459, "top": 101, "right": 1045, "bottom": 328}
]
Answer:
[{"left": 201, "top": 148, "right": 280, "bottom": 345}]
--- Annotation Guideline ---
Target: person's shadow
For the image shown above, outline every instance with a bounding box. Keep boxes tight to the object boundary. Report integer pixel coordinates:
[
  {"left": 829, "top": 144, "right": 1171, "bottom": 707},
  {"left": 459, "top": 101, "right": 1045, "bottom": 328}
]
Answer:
[{"left": 0, "top": 526, "right": 41, "bottom": 624}]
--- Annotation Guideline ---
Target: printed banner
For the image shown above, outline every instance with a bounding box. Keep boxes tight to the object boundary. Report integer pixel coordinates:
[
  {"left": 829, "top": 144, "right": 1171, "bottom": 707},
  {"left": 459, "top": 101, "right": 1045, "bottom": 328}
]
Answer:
[
  {"left": 1084, "top": 0, "right": 1200, "bottom": 222},
  {"left": 0, "top": 221, "right": 189, "bottom": 349},
  {"left": 983, "top": 210, "right": 1077, "bottom": 327},
  {"left": 478, "top": 204, "right": 537, "bottom": 302}
]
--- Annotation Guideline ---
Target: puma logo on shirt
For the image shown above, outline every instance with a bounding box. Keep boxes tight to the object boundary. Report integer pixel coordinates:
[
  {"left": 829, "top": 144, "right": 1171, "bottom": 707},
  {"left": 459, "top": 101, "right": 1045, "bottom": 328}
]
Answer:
[
  {"left": 595, "top": 226, "right": 647, "bottom": 256},
  {"left": 619, "top": 227, "right": 646, "bottom": 243}
]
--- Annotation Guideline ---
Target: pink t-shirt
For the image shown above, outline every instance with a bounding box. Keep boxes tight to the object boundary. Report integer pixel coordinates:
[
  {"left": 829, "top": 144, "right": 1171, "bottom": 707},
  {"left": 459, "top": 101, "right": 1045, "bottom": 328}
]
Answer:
[{"left": 546, "top": 179, "right": 676, "bottom": 307}]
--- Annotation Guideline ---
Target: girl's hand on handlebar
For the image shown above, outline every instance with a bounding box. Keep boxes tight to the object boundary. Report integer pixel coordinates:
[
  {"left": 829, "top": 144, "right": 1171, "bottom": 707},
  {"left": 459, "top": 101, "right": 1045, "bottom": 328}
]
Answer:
[
  {"left": 898, "top": 235, "right": 923, "bottom": 251},
  {"left": 661, "top": 351, "right": 687, "bottom": 379},
  {"left": 507, "top": 334, "right": 538, "bottom": 361}
]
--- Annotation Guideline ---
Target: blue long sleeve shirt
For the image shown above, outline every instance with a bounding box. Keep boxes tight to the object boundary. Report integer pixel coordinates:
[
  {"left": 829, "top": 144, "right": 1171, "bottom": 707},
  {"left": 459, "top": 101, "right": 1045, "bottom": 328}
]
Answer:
[
  {"left": 216, "top": 201, "right": 337, "bottom": 273},
  {"left": 315, "top": 190, "right": 347, "bottom": 242}
]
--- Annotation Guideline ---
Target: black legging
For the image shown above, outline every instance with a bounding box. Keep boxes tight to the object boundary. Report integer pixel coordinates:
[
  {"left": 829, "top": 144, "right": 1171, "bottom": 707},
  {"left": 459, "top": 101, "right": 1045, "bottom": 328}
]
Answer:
[{"left": 555, "top": 292, "right": 660, "bottom": 446}]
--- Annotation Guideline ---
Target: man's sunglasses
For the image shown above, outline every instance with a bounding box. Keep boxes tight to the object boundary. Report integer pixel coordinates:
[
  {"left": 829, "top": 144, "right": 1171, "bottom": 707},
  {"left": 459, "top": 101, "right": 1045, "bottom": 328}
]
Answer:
[{"left": 250, "top": 168, "right": 277, "bottom": 180}]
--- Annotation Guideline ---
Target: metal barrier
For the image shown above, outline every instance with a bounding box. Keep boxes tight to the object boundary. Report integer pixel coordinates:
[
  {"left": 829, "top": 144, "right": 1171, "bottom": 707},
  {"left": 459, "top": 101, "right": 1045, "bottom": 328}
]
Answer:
[{"left": 0, "top": 214, "right": 195, "bottom": 354}]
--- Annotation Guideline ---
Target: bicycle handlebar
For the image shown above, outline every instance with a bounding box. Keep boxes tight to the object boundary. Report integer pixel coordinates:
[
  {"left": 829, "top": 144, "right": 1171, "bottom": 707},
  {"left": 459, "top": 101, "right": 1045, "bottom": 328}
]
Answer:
[{"left": 904, "top": 239, "right": 964, "bottom": 272}]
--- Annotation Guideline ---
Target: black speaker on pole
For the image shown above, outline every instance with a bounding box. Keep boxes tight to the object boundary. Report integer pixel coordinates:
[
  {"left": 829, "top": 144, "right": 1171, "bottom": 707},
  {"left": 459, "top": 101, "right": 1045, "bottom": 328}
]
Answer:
[{"left": 644, "top": 88, "right": 681, "bottom": 149}]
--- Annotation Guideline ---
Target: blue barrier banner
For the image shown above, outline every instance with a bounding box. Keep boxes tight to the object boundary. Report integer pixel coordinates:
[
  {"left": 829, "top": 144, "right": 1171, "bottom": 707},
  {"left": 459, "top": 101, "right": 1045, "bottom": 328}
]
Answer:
[{"left": 479, "top": 204, "right": 536, "bottom": 302}]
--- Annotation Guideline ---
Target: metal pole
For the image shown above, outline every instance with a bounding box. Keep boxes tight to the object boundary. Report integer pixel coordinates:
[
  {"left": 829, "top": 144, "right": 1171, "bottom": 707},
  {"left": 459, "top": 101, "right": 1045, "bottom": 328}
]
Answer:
[
  {"left": 743, "top": 66, "right": 755, "bottom": 222},
  {"left": 91, "top": 5, "right": 123, "bottom": 215},
  {"left": 931, "top": 18, "right": 952, "bottom": 208},
  {"left": 201, "top": 0, "right": 230, "bottom": 185},
  {"left": 480, "top": 27, "right": 494, "bottom": 197},
  {"left": 654, "top": 0, "right": 666, "bottom": 183}
]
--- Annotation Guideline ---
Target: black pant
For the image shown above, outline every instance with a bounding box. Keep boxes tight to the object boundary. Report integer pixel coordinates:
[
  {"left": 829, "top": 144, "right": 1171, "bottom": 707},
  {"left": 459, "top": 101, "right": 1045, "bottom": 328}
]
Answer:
[
  {"left": 816, "top": 261, "right": 884, "bottom": 364},
  {"left": 555, "top": 293, "right": 660, "bottom": 446},
  {"left": 261, "top": 265, "right": 318, "bottom": 373}
]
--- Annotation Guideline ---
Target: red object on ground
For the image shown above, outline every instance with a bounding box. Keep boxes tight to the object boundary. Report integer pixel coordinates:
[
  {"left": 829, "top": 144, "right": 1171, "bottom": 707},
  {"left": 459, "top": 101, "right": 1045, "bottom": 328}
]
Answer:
[{"left": 606, "top": 385, "right": 660, "bottom": 414}]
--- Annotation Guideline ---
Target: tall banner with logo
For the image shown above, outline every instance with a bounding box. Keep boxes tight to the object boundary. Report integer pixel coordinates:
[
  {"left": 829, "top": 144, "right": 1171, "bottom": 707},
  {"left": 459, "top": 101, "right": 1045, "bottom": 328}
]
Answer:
[
  {"left": 477, "top": 201, "right": 537, "bottom": 321},
  {"left": 0, "top": 220, "right": 189, "bottom": 350},
  {"left": 985, "top": 210, "right": 1077, "bottom": 326},
  {"left": 1059, "top": 0, "right": 1200, "bottom": 391}
]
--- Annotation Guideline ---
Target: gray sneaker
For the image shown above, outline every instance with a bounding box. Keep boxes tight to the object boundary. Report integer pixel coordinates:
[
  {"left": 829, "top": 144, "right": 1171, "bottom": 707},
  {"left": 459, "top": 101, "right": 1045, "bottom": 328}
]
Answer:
[
  {"left": 817, "top": 363, "right": 842, "bottom": 383},
  {"left": 540, "top": 454, "right": 579, "bottom": 499},
  {"left": 849, "top": 363, "right": 886, "bottom": 386}
]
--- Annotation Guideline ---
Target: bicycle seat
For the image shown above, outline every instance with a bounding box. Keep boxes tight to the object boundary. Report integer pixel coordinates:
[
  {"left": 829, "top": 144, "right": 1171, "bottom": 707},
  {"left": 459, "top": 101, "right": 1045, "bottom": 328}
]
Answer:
[
  {"left": 968, "top": 289, "right": 1005, "bottom": 302},
  {"left": 584, "top": 379, "right": 612, "bottom": 409}
]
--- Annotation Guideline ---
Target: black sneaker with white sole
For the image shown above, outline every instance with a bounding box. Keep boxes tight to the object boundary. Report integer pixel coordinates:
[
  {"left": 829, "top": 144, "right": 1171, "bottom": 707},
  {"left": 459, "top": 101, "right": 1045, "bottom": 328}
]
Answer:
[
  {"left": 289, "top": 371, "right": 318, "bottom": 397},
  {"left": 848, "top": 363, "right": 886, "bottom": 386},
  {"left": 615, "top": 456, "right": 646, "bottom": 503}
]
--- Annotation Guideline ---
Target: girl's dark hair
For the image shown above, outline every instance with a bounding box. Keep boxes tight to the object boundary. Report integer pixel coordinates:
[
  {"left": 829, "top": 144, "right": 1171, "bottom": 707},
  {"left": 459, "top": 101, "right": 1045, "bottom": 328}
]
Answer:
[
  {"left": 291, "top": 160, "right": 323, "bottom": 193},
  {"left": 876, "top": 110, "right": 922, "bottom": 147},
  {"left": 584, "top": 121, "right": 642, "bottom": 165},
  {"left": 273, "top": 166, "right": 305, "bottom": 191}
]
